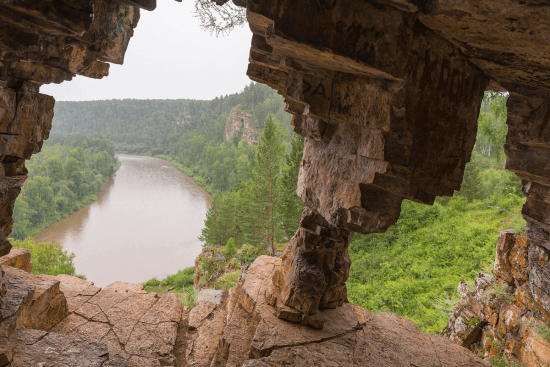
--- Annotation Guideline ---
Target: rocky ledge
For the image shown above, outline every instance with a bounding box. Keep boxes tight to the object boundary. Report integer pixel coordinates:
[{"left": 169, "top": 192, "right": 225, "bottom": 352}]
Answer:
[
  {"left": 445, "top": 231, "right": 550, "bottom": 366},
  {"left": 0, "top": 254, "right": 489, "bottom": 366}
]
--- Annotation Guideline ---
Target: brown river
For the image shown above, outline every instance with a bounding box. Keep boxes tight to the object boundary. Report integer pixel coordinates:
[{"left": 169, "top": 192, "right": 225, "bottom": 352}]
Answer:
[{"left": 34, "top": 154, "right": 212, "bottom": 287}]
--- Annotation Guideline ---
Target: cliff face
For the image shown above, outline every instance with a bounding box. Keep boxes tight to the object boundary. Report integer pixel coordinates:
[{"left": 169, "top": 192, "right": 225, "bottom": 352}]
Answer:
[
  {"left": 243, "top": 0, "right": 550, "bottom": 325},
  {"left": 445, "top": 231, "right": 550, "bottom": 366},
  {"left": 223, "top": 108, "right": 260, "bottom": 145}
]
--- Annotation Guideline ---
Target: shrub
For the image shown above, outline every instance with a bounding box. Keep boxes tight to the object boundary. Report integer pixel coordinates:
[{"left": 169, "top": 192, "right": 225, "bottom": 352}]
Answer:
[
  {"left": 159, "top": 267, "right": 195, "bottom": 289},
  {"left": 11, "top": 237, "right": 84, "bottom": 278},
  {"left": 143, "top": 277, "right": 160, "bottom": 287},
  {"left": 222, "top": 238, "right": 236, "bottom": 258},
  {"left": 179, "top": 287, "right": 199, "bottom": 309}
]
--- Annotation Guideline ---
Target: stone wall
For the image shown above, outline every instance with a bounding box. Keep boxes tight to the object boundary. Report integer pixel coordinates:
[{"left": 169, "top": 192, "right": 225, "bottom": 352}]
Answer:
[{"left": 223, "top": 108, "right": 260, "bottom": 145}]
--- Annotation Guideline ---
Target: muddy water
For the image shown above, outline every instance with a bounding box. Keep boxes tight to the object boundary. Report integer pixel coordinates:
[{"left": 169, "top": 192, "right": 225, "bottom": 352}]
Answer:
[{"left": 34, "top": 154, "right": 212, "bottom": 287}]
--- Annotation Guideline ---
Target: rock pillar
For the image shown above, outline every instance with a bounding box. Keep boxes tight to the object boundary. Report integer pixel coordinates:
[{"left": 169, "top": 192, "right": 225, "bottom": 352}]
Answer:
[{"left": 245, "top": 0, "right": 488, "bottom": 317}]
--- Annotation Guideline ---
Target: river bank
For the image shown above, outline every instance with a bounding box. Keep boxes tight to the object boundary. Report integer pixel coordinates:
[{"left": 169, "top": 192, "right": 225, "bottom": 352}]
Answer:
[{"left": 30, "top": 154, "right": 212, "bottom": 287}]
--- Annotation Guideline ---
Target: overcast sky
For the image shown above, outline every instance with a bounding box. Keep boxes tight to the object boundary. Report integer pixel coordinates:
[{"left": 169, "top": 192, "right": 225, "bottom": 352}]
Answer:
[{"left": 41, "top": 1, "right": 252, "bottom": 101}]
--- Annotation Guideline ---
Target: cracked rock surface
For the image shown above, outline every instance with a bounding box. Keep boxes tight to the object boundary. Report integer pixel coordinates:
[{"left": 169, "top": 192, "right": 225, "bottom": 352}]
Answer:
[
  {"left": 179, "top": 256, "right": 488, "bottom": 367},
  {"left": 51, "top": 278, "right": 183, "bottom": 367}
]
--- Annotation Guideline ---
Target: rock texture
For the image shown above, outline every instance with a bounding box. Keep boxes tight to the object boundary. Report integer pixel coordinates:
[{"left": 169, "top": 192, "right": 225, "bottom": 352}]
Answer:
[
  {"left": 0, "top": 248, "right": 31, "bottom": 274},
  {"left": 242, "top": 0, "right": 550, "bottom": 321},
  {"left": 180, "top": 256, "right": 489, "bottom": 367},
  {"left": 445, "top": 231, "right": 550, "bottom": 366},
  {"left": 51, "top": 278, "right": 183, "bottom": 367},
  {"left": 1, "top": 257, "right": 491, "bottom": 366},
  {"left": 0, "top": 265, "right": 126, "bottom": 366},
  {"left": 223, "top": 108, "right": 260, "bottom": 145}
]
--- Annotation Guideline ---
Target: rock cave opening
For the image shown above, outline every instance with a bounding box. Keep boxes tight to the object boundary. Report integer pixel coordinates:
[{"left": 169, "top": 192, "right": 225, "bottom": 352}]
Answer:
[{"left": 2, "top": 0, "right": 550, "bottom": 366}]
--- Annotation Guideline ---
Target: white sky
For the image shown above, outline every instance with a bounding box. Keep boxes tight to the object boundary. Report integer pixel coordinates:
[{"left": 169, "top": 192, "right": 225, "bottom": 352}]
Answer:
[{"left": 41, "top": 1, "right": 252, "bottom": 101}]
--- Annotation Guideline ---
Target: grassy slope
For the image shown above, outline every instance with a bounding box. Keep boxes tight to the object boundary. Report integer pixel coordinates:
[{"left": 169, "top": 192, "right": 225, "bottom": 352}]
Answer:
[{"left": 347, "top": 194, "right": 526, "bottom": 333}]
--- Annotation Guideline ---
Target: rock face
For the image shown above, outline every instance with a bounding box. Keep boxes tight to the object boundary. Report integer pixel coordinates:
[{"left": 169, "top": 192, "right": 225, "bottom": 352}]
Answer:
[
  {"left": 0, "top": 249, "right": 31, "bottom": 274},
  {"left": 242, "top": 0, "right": 550, "bottom": 321},
  {"left": 180, "top": 256, "right": 489, "bottom": 367},
  {"left": 223, "top": 108, "right": 260, "bottom": 145},
  {"left": 445, "top": 231, "right": 550, "bottom": 366},
  {"left": 0, "top": 257, "right": 491, "bottom": 366}
]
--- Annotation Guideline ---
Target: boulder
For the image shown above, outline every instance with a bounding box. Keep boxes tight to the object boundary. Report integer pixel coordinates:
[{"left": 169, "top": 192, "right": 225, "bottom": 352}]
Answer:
[
  {"left": 0, "top": 248, "right": 31, "bottom": 273},
  {"left": 184, "top": 256, "right": 488, "bottom": 367}
]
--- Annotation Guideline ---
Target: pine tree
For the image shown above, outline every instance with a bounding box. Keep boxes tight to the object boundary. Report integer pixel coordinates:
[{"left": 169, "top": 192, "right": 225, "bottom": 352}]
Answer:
[
  {"left": 242, "top": 115, "right": 285, "bottom": 255},
  {"left": 278, "top": 133, "right": 305, "bottom": 239},
  {"left": 460, "top": 151, "right": 483, "bottom": 202}
]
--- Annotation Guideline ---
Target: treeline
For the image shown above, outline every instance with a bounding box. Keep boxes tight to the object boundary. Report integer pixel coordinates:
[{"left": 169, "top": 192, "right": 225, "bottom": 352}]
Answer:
[
  {"left": 200, "top": 116, "right": 305, "bottom": 254},
  {"left": 11, "top": 136, "right": 119, "bottom": 239},
  {"left": 51, "top": 83, "right": 292, "bottom": 193}
]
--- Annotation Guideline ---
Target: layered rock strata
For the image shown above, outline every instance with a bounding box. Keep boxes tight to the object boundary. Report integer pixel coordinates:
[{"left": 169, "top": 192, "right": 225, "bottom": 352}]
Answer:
[
  {"left": 445, "top": 231, "right": 550, "bottom": 366},
  {"left": 241, "top": 0, "right": 550, "bottom": 322}
]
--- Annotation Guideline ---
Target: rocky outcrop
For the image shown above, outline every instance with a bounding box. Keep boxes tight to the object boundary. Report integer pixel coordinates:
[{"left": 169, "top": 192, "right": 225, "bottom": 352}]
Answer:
[
  {"left": 181, "top": 255, "right": 489, "bottom": 366},
  {"left": 223, "top": 108, "right": 260, "bottom": 145},
  {"left": 0, "top": 264, "right": 125, "bottom": 366},
  {"left": 445, "top": 231, "right": 550, "bottom": 366},
  {"left": 241, "top": 0, "right": 550, "bottom": 323},
  {"left": 0, "top": 248, "right": 31, "bottom": 274},
  {"left": 0, "top": 256, "right": 491, "bottom": 366}
]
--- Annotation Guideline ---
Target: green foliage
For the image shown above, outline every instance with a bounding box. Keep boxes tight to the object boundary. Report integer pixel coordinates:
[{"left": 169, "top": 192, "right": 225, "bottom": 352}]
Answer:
[
  {"left": 477, "top": 91, "right": 509, "bottom": 161},
  {"left": 346, "top": 194, "right": 525, "bottom": 333},
  {"left": 222, "top": 237, "right": 236, "bottom": 258},
  {"left": 217, "top": 270, "right": 240, "bottom": 290},
  {"left": 488, "top": 355, "right": 525, "bottom": 367},
  {"left": 142, "top": 267, "right": 195, "bottom": 292},
  {"left": 11, "top": 237, "right": 84, "bottom": 278},
  {"left": 277, "top": 134, "right": 305, "bottom": 238},
  {"left": 160, "top": 267, "right": 196, "bottom": 289},
  {"left": 484, "top": 283, "right": 515, "bottom": 305},
  {"left": 179, "top": 287, "right": 199, "bottom": 309},
  {"left": 51, "top": 82, "right": 293, "bottom": 195},
  {"left": 143, "top": 277, "right": 160, "bottom": 287},
  {"left": 241, "top": 115, "right": 286, "bottom": 254},
  {"left": 12, "top": 137, "right": 118, "bottom": 239},
  {"left": 534, "top": 322, "right": 550, "bottom": 344}
]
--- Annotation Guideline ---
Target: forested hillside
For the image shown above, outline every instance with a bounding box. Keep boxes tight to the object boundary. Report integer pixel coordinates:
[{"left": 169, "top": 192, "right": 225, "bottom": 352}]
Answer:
[
  {"left": 11, "top": 136, "right": 119, "bottom": 239},
  {"left": 51, "top": 82, "right": 292, "bottom": 192}
]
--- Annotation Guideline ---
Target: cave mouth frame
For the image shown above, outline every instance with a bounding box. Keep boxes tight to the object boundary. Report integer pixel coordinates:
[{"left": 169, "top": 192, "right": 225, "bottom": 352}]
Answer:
[{"left": 1, "top": 0, "right": 550, "bottom": 328}]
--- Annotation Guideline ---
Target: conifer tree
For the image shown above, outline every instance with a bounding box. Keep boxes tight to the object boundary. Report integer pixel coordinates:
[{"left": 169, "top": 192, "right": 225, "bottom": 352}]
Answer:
[
  {"left": 278, "top": 134, "right": 305, "bottom": 239},
  {"left": 242, "top": 115, "right": 285, "bottom": 255}
]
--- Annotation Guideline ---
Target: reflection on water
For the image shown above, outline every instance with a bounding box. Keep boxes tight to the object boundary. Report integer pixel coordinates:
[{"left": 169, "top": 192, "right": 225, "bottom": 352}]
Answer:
[{"left": 34, "top": 154, "right": 212, "bottom": 287}]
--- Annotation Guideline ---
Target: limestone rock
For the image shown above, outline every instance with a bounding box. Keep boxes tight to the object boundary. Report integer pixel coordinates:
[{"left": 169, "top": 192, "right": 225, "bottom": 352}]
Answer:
[
  {"left": 8, "top": 327, "right": 127, "bottom": 367},
  {"left": 445, "top": 231, "right": 550, "bottom": 366},
  {"left": 223, "top": 108, "right": 260, "bottom": 145},
  {"left": 0, "top": 248, "right": 31, "bottom": 273}
]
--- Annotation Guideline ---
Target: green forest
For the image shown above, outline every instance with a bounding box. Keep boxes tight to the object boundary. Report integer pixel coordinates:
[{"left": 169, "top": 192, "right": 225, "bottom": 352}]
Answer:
[
  {"left": 11, "top": 136, "right": 119, "bottom": 239},
  {"left": 13, "top": 85, "right": 524, "bottom": 336},
  {"left": 50, "top": 82, "right": 292, "bottom": 193}
]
